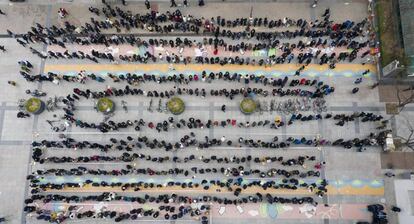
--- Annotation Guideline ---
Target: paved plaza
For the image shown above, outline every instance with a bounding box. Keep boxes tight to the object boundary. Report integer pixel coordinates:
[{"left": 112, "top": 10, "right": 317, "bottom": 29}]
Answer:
[{"left": 0, "top": 0, "right": 413, "bottom": 224}]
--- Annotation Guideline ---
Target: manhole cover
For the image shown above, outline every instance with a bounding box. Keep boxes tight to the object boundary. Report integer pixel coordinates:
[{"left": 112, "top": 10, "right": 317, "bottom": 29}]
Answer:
[
  {"left": 393, "top": 138, "right": 403, "bottom": 150},
  {"left": 385, "top": 103, "right": 399, "bottom": 115}
]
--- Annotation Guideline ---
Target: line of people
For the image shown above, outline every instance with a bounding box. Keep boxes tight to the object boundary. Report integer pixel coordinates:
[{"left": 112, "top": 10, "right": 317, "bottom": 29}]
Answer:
[
  {"left": 25, "top": 202, "right": 209, "bottom": 223},
  {"left": 28, "top": 165, "right": 321, "bottom": 179},
  {"left": 58, "top": 109, "right": 384, "bottom": 133},
  {"left": 20, "top": 68, "right": 333, "bottom": 89},
  {"left": 26, "top": 192, "right": 315, "bottom": 207},
  {"left": 31, "top": 153, "right": 315, "bottom": 165},
  {"left": 8, "top": 5, "right": 372, "bottom": 68},
  {"left": 28, "top": 177, "right": 329, "bottom": 198},
  {"left": 31, "top": 131, "right": 390, "bottom": 167}
]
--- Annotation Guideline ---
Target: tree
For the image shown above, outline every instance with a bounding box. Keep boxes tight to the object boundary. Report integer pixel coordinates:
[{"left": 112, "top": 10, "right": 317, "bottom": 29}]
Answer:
[
  {"left": 392, "top": 50, "right": 413, "bottom": 112},
  {"left": 396, "top": 84, "right": 414, "bottom": 113},
  {"left": 393, "top": 114, "right": 414, "bottom": 151}
]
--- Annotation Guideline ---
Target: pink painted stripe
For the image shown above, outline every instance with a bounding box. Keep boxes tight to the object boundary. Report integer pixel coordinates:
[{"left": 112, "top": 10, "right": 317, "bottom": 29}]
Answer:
[
  {"left": 48, "top": 44, "right": 370, "bottom": 59},
  {"left": 40, "top": 202, "right": 371, "bottom": 220}
]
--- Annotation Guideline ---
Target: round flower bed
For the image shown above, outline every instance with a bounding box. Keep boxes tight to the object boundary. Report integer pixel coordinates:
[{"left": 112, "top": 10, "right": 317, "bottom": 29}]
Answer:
[
  {"left": 25, "top": 98, "right": 45, "bottom": 114},
  {"left": 240, "top": 98, "right": 257, "bottom": 114},
  {"left": 96, "top": 97, "right": 115, "bottom": 114},
  {"left": 167, "top": 97, "right": 185, "bottom": 115}
]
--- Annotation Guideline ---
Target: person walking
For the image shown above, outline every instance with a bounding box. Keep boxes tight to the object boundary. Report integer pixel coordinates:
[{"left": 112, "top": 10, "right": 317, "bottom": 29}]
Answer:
[
  {"left": 170, "top": 0, "right": 177, "bottom": 7},
  {"left": 0, "top": 45, "right": 6, "bottom": 52},
  {"left": 221, "top": 104, "right": 226, "bottom": 112},
  {"left": 391, "top": 206, "right": 401, "bottom": 212},
  {"left": 8, "top": 81, "right": 16, "bottom": 86},
  {"left": 385, "top": 171, "right": 395, "bottom": 177},
  {"left": 58, "top": 8, "right": 68, "bottom": 18}
]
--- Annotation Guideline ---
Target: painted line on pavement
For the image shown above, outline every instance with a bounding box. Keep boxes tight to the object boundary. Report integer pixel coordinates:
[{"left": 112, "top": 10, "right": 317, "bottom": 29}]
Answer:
[
  {"left": 0, "top": 102, "right": 6, "bottom": 142},
  {"left": 390, "top": 115, "right": 397, "bottom": 138},
  {"left": 0, "top": 140, "right": 31, "bottom": 145},
  {"left": 353, "top": 102, "right": 360, "bottom": 134}
]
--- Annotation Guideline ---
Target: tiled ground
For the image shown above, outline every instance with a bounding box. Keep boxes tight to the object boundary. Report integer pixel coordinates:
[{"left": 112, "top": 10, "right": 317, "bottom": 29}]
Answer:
[{"left": 0, "top": 0, "right": 413, "bottom": 224}]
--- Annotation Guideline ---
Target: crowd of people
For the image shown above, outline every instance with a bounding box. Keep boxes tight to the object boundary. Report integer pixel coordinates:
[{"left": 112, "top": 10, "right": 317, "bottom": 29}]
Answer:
[
  {"left": 68, "top": 84, "right": 332, "bottom": 99},
  {"left": 20, "top": 68, "right": 333, "bottom": 88},
  {"left": 58, "top": 111, "right": 383, "bottom": 133},
  {"left": 25, "top": 199, "right": 210, "bottom": 223},
  {"left": 29, "top": 163, "right": 323, "bottom": 179},
  {"left": 0, "top": 1, "right": 390, "bottom": 223},
  {"left": 7, "top": 2, "right": 374, "bottom": 72},
  {"left": 30, "top": 131, "right": 389, "bottom": 167}
]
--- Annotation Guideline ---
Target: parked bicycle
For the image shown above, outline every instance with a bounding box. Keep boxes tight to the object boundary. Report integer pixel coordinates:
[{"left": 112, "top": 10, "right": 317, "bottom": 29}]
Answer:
[
  {"left": 25, "top": 89, "right": 47, "bottom": 97},
  {"left": 121, "top": 100, "right": 128, "bottom": 113}
]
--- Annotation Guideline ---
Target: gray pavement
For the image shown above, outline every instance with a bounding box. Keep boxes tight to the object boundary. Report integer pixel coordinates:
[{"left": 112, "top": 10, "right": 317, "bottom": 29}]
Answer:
[{"left": 0, "top": 1, "right": 412, "bottom": 224}]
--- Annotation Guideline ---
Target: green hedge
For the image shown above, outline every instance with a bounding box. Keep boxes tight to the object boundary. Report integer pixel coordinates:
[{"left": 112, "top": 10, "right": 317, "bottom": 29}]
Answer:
[
  {"left": 25, "top": 98, "right": 44, "bottom": 114},
  {"left": 240, "top": 98, "right": 257, "bottom": 114},
  {"left": 167, "top": 97, "right": 185, "bottom": 115},
  {"left": 97, "top": 97, "right": 115, "bottom": 113}
]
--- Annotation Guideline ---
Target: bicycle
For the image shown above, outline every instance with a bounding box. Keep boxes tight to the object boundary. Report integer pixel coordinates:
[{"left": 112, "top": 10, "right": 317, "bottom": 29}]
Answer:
[
  {"left": 147, "top": 99, "right": 153, "bottom": 112},
  {"left": 260, "top": 100, "right": 269, "bottom": 113},
  {"left": 313, "top": 98, "right": 328, "bottom": 113},
  {"left": 157, "top": 99, "right": 163, "bottom": 113},
  {"left": 46, "top": 96, "right": 63, "bottom": 112},
  {"left": 121, "top": 100, "right": 128, "bottom": 113},
  {"left": 18, "top": 99, "right": 26, "bottom": 111},
  {"left": 270, "top": 99, "right": 275, "bottom": 114},
  {"left": 103, "top": 112, "right": 114, "bottom": 123}
]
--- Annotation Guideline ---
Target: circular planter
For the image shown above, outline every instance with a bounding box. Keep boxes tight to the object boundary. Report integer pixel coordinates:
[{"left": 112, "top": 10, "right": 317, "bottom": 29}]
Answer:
[
  {"left": 25, "top": 98, "right": 45, "bottom": 114},
  {"left": 167, "top": 97, "right": 185, "bottom": 115},
  {"left": 240, "top": 98, "right": 257, "bottom": 114},
  {"left": 96, "top": 97, "right": 115, "bottom": 114}
]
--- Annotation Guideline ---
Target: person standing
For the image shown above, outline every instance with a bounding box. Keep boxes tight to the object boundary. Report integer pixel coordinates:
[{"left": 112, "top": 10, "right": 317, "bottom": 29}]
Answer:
[
  {"left": 391, "top": 206, "right": 401, "bottom": 212},
  {"left": 385, "top": 172, "right": 395, "bottom": 177},
  {"left": 25, "top": 61, "right": 33, "bottom": 68},
  {"left": 145, "top": 0, "right": 151, "bottom": 9},
  {"left": 17, "top": 111, "right": 30, "bottom": 118},
  {"left": 351, "top": 87, "right": 359, "bottom": 94},
  {"left": 183, "top": 0, "right": 188, "bottom": 6}
]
